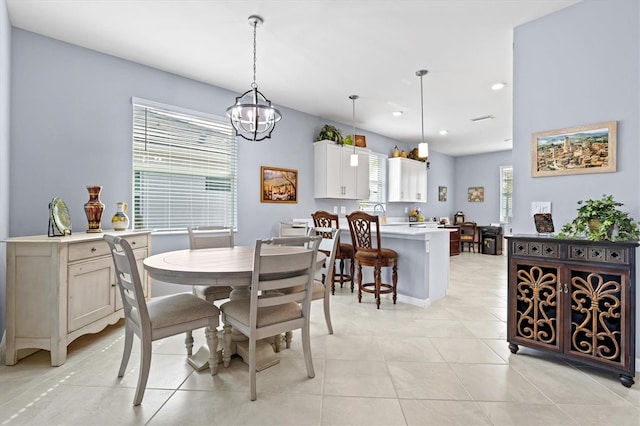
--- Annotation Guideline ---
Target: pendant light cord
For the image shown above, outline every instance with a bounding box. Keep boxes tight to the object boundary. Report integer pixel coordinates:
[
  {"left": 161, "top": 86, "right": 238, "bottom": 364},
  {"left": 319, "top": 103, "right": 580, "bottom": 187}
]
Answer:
[
  {"left": 251, "top": 19, "right": 257, "bottom": 89},
  {"left": 420, "top": 74, "right": 425, "bottom": 144}
]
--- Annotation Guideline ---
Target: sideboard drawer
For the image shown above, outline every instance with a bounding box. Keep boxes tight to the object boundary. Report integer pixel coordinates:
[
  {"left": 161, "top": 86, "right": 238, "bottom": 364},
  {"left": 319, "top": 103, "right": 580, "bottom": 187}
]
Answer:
[
  {"left": 123, "top": 234, "right": 149, "bottom": 249},
  {"left": 68, "top": 239, "right": 111, "bottom": 261}
]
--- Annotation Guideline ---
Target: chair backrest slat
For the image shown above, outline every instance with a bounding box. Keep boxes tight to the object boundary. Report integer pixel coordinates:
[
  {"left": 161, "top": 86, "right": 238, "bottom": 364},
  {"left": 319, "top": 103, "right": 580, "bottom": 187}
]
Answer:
[{"left": 188, "top": 226, "right": 234, "bottom": 250}]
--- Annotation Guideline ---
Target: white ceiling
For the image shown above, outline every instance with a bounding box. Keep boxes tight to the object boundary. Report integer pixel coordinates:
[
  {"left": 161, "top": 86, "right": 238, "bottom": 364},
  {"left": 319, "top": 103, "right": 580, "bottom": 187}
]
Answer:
[{"left": 7, "top": 0, "right": 581, "bottom": 156}]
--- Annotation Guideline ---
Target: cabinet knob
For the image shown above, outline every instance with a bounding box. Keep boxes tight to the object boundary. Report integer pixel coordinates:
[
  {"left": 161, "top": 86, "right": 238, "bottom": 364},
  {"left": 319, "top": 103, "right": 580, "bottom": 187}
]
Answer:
[
  {"left": 91, "top": 247, "right": 97, "bottom": 252},
  {"left": 131, "top": 241, "right": 136, "bottom": 245}
]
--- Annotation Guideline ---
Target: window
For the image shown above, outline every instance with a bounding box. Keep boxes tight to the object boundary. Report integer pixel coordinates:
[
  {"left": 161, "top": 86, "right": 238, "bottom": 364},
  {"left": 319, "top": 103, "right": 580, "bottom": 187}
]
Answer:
[
  {"left": 500, "top": 165, "right": 513, "bottom": 224},
  {"left": 132, "top": 98, "right": 237, "bottom": 231},
  {"left": 359, "top": 151, "right": 387, "bottom": 211}
]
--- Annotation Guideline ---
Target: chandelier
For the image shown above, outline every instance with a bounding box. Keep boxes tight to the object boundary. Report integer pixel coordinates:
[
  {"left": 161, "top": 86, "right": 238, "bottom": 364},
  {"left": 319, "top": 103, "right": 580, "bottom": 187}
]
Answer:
[{"left": 226, "top": 15, "right": 281, "bottom": 141}]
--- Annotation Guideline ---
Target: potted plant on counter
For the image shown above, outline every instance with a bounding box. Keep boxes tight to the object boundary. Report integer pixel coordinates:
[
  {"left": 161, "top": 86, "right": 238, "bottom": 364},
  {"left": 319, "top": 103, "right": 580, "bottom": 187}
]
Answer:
[
  {"left": 316, "top": 124, "right": 343, "bottom": 145},
  {"left": 557, "top": 194, "right": 640, "bottom": 241}
]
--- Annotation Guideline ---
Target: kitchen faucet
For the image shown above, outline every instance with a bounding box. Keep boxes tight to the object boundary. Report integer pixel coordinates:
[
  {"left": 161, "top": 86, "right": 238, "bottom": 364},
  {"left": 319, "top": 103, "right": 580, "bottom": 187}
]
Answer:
[{"left": 373, "top": 203, "right": 387, "bottom": 223}]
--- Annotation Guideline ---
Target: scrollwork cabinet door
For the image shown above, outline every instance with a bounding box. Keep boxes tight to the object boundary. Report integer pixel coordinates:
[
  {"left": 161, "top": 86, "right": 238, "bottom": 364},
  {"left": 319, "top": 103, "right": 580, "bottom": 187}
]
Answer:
[
  {"left": 563, "top": 265, "right": 631, "bottom": 372},
  {"left": 508, "top": 260, "right": 562, "bottom": 353}
]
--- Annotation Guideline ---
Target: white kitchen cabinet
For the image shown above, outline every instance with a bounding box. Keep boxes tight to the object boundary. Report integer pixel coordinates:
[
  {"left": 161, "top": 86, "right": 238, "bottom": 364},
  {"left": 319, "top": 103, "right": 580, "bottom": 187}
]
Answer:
[
  {"left": 314, "top": 139, "right": 370, "bottom": 199},
  {"left": 388, "top": 157, "right": 428, "bottom": 203},
  {"left": 5, "top": 230, "right": 151, "bottom": 366}
]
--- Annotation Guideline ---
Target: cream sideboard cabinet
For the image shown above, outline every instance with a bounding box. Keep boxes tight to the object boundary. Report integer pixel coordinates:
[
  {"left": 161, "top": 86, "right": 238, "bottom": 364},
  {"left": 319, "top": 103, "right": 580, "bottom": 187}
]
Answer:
[
  {"left": 5, "top": 230, "right": 151, "bottom": 366},
  {"left": 387, "top": 157, "right": 427, "bottom": 203},
  {"left": 314, "top": 139, "right": 370, "bottom": 199}
]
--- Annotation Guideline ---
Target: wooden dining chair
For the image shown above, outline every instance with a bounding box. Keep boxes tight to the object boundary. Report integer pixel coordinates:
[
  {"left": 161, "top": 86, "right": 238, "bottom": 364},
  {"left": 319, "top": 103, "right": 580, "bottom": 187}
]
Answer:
[
  {"left": 311, "top": 210, "right": 355, "bottom": 294},
  {"left": 346, "top": 211, "right": 399, "bottom": 309},
  {"left": 459, "top": 221, "right": 478, "bottom": 252},
  {"left": 104, "top": 234, "right": 220, "bottom": 406},
  {"left": 220, "top": 235, "right": 321, "bottom": 401}
]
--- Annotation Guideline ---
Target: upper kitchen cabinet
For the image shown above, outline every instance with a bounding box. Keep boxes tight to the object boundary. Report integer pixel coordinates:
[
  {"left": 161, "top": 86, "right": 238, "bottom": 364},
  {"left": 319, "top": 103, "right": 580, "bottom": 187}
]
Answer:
[
  {"left": 388, "top": 157, "right": 427, "bottom": 203},
  {"left": 314, "top": 140, "right": 370, "bottom": 199}
]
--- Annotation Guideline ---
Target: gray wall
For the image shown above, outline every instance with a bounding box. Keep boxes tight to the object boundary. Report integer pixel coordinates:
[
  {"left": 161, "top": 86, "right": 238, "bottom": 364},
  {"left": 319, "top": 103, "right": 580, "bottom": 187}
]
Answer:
[
  {"left": 7, "top": 28, "right": 471, "bottom": 299},
  {"left": 513, "top": 0, "right": 639, "bottom": 359},
  {"left": 454, "top": 150, "right": 512, "bottom": 226},
  {"left": 0, "top": 0, "right": 11, "bottom": 337}
]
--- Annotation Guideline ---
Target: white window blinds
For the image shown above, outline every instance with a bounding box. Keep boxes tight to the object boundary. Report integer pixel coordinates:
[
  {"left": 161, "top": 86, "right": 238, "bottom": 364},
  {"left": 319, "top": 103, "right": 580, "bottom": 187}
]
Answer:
[
  {"left": 360, "top": 151, "right": 387, "bottom": 210},
  {"left": 132, "top": 99, "right": 238, "bottom": 231},
  {"left": 500, "top": 165, "right": 513, "bottom": 224}
]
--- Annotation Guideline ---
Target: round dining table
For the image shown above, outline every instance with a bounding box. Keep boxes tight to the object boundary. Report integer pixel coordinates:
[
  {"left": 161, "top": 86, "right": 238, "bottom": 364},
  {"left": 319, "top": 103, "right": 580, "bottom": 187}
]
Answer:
[{"left": 143, "top": 245, "right": 325, "bottom": 370}]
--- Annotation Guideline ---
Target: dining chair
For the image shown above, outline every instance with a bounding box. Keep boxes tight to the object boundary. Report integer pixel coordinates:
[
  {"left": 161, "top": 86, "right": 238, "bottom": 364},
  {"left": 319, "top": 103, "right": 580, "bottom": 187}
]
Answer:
[
  {"left": 459, "top": 221, "right": 478, "bottom": 252},
  {"left": 346, "top": 211, "right": 399, "bottom": 309},
  {"left": 104, "top": 234, "right": 220, "bottom": 406},
  {"left": 279, "top": 221, "right": 310, "bottom": 237},
  {"left": 220, "top": 235, "right": 321, "bottom": 401},
  {"left": 188, "top": 226, "right": 234, "bottom": 304},
  {"left": 311, "top": 210, "right": 355, "bottom": 294},
  {"left": 277, "top": 227, "right": 340, "bottom": 335}
]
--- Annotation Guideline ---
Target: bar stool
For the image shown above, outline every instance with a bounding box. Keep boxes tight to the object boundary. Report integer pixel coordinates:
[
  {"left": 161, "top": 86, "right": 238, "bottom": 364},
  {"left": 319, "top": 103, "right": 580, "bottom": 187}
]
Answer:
[
  {"left": 311, "top": 210, "right": 355, "bottom": 294},
  {"left": 346, "top": 211, "right": 399, "bottom": 309}
]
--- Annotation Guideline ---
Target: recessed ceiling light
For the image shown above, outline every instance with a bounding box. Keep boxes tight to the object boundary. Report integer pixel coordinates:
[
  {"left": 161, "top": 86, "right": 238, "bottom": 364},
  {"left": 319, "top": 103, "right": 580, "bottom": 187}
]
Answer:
[
  {"left": 491, "top": 82, "right": 506, "bottom": 91},
  {"left": 439, "top": 130, "right": 448, "bottom": 135},
  {"left": 392, "top": 111, "right": 403, "bottom": 117}
]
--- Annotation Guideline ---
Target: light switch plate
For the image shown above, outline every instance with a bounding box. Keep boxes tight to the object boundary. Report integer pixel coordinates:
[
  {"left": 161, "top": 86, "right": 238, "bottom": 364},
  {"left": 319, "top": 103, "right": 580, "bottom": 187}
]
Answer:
[
  {"left": 333, "top": 206, "right": 338, "bottom": 214},
  {"left": 340, "top": 206, "right": 346, "bottom": 214},
  {"left": 531, "top": 201, "right": 551, "bottom": 216}
]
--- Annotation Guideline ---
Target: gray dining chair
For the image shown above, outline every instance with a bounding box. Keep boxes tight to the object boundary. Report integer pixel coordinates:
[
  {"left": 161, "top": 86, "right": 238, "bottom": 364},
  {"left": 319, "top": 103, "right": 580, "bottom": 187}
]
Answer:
[
  {"left": 104, "top": 234, "right": 220, "bottom": 406},
  {"left": 276, "top": 227, "right": 340, "bottom": 335},
  {"left": 220, "top": 235, "right": 321, "bottom": 400},
  {"left": 188, "top": 226, "right": 234, "bottom": 304}
]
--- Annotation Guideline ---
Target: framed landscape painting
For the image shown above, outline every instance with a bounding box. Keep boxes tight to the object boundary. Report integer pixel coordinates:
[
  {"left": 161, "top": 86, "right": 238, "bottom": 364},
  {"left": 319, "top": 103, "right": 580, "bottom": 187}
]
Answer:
[
  {"left": 531, "top": 121, "right": 617, "bottom": 177},
  {"left": 260, "top": 166, "right": 298, "bottom": 203}
]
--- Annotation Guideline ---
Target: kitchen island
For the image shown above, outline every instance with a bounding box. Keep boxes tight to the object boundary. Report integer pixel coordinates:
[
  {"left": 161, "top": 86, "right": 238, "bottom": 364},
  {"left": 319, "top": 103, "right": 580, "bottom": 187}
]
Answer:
[{"left": 294, "top": 217, "right": 452, "bottom": 306}]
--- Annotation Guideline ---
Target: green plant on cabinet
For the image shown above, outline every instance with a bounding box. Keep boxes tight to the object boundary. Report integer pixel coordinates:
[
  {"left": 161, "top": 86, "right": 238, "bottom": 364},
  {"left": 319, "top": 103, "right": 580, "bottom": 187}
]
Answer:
[
  {"left": 558, "top": 194, "right": 640, "bottom": 241},
  {"left": 316, "top": 124, "right": 343, "bottom": 145}
]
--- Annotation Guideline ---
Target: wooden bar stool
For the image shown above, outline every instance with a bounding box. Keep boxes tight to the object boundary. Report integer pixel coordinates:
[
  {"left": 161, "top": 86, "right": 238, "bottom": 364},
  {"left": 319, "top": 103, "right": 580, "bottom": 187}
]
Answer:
[
  {"left": 311, "top": 210, "right": 355, "bottom": 294},
  {"left": 346, "top": 211, "right": 398, "bottom": 309}
]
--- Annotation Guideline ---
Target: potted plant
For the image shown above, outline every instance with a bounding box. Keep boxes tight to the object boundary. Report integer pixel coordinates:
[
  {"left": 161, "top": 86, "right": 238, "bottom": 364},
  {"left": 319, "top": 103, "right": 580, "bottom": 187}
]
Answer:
[
  {"left": 316, "top": 124, "right": 343, "bottom": 144},
  {"left": 558, "top": 194, "right": 640, "bottom": 241}
]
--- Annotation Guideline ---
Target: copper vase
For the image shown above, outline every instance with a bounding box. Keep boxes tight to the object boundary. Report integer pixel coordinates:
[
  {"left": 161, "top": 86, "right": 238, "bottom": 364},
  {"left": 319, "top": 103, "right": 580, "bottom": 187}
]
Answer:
[{"left": 84, "top": 185, "right": 105, "bottom": 233}]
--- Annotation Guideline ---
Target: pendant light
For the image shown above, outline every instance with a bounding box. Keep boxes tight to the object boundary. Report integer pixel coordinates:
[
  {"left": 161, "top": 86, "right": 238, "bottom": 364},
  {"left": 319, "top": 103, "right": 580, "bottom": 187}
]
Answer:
[
  {"left": 416, "top": 70, "right": 429, "bottom": 163},
  {"left": 349, "top": 95, "right": 359, "bottom": 167},
  {"left": 226, "top": 15, "right": 281, "bottom": 141}
]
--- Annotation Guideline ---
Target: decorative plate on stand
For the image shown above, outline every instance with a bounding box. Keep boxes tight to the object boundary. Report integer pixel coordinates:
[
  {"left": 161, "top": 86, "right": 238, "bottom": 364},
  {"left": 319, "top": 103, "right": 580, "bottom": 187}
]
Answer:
[{"left": 49, "top": 197, "right": 72, "bottom": 236}]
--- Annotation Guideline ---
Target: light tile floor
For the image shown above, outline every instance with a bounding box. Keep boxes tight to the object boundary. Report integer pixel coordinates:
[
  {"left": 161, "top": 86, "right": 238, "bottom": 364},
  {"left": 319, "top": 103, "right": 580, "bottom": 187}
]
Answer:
[{"left": 1, "top": 252, "right": 639, "bottom": 425}]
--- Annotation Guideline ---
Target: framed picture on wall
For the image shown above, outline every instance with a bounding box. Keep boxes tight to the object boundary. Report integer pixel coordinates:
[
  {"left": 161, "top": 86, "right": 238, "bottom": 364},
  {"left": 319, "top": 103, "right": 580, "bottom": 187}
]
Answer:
[
  {"left": 438, "top": 186, "right": 447, "bottom": 202},
  {"left": 260, "top": 166, "right": 298, "bottom": 203},
  {"left": 531, "top": 121, "right": 617, "bottom": 177},
  {"left": 468, "top": 187, "right": 484, "bottom": 202}
]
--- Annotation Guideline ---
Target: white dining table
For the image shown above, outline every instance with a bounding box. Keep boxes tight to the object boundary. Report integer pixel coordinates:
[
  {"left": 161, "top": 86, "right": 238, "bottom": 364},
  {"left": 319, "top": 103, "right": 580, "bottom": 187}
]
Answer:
[{"left": 143, "top": 245, "right": 325, "bottom": 370}]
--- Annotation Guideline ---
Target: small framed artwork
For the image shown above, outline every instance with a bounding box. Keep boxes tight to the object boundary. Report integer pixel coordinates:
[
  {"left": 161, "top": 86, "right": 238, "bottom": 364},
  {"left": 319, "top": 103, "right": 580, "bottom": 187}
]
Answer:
[
  {"left": 531, "top": 121, "right": 617, "bottom": 177},
  {"left": 534, "top": 213, "right": 554, "bottom": 234},
  {"left": 260, "top": 166, "right": 298, "bottom": 203},
  {"left": 354, "top": 135, "right": 367, "bottom": 147},
  {"left": 468, "top": 187, "right": 484, "bottom": 202},
  {"left": 438, "top": 186, "right": 447, "bottom": 202}
]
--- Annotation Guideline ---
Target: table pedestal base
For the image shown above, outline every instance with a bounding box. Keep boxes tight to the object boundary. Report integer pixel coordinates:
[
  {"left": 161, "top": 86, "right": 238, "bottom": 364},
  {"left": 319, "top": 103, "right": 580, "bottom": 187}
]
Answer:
[{"left": 235, "top": 340, "right": 280, "bottom": 371}]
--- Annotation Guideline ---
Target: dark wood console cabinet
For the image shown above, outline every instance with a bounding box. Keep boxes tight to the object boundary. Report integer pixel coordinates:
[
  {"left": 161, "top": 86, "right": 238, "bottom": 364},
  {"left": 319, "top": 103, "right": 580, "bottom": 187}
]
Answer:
[
  {"left": 445, "top": 225, "right": 460, "bottom": 256},
  {"left": 506, "top": 235, "right": 637, "bottom": 387}
]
